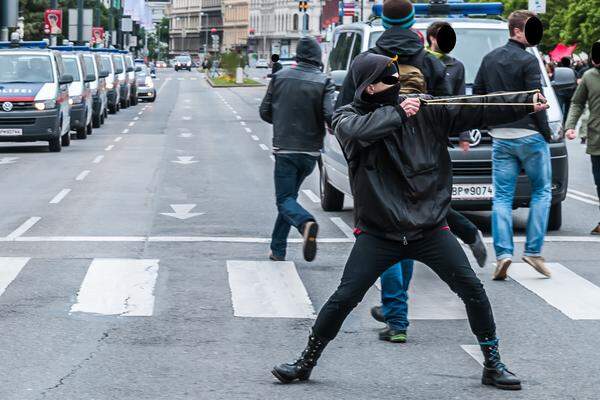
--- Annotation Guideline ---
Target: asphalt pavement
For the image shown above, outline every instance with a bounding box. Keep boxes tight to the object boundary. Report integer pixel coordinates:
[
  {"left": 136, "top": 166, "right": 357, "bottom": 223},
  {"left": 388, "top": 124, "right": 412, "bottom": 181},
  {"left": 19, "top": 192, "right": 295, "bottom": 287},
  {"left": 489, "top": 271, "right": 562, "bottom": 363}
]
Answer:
[{"left": 0, "top": 68, "right": 599, "bottom": 400}]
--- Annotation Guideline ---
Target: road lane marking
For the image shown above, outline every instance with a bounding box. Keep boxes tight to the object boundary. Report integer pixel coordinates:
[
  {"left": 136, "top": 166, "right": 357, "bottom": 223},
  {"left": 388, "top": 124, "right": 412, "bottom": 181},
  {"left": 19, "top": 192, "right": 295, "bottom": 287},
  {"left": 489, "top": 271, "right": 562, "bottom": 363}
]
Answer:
[
  {"left": 259, "top": 143, "right": 269, "bottom": 151},
  {"left": 375, "top": 264, "right": 467, "bottom": 319},
  {"left": 227, "top": 260, "right": 316, "bottom": 318},
  {"left": 160, "top": 204, "right": 204, "bottom": 220},
  {"left": 0, "top": 157, "right": 19, "bottom": 165},
  {"left": 232, "top": 110, "right": 237, "bottom": 114},
  {"left": 568, "top": 189, "right": 598, "bottom": 201},
  {"left": 245, "top": 127, "right": 252, "bottom": 133},
  {"left": 270, "top": 155, "right": 275, "bottom": 162},
  {"left": 567, "top": 192, "right": 600, "bottom": 206},
  {"left": 5, "top": 217, "right": 41, "bottom": 241},
  {"left": 0, "top": 257, "right": 30, "bottom": 297},
  {"left": 508, "top": 263, "right": 600, "bottom": 319},
  {"left": 76, "top": 170, "right": 90, "bottom": 181},
  {"left": 191, "top": 77, "right": 198, "bottom": 80},
  {"left": 179, "top": 133, "right": 193, "bottom": 138},
  {"left": 128, "top": 122, "right": 135, "bottom": 127},
  {"left": 240, "top": 121, "right": 246, "bottom": 126},
  {"left": 114, "top": 137, "right": 122, "bottom": 142},
  {"left": 93, "top": 155, "right": 104, "bottom": 163},
  {"left": 133, "top": 116, "right": 139, "bottom": 121},
  {"left": 182, "top": 116, "right": 191, "bottom": 121},
  {"left": 122, "top": 129, "right": 129, "bottom": 134},
  {"left": 184, "top": 99, "right": 191, "bottom": 103},
  {"left": 171, "top": 156, "right": 198, "bottom": 165},
  {"left": 49, "top": 189, "right": 71, "bottom": 204},
  {"left": 302, "top": 189, "right": 320, "bottom": 203},
  {"left": 461, "top": 345, "right": 484, "bottom": 367},
  {"left": 70, "top": 258, "right": 159, "bottom": 316},
  {"left": 329, "top": 217, "right": 354, "bottom": 239},
  {"left": 236, "top": 116, "right": 241, "bottom": 120},
  {"left": 105, "top": 145, "right": 114, "bottom": 151},
  {"left": 138, "top": 111, "right": 143, "bottom": 115},
  {"left": 251, "top": 135, "right": 259, "bottom": 141}
]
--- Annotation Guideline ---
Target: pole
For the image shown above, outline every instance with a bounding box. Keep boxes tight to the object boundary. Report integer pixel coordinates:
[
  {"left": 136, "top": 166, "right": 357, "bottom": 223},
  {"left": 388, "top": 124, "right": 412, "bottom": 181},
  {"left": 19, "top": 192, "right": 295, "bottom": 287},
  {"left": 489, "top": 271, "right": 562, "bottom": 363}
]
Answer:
[
  {"left": 77, "top": 0, "right": 84, "bottom": 45},
  {"left": 1, "top": 0, "right": 19, "bottom": 41},
  {"left": 95, "top": 0, "right": 101, "bottom": 27},
  {"left": 204, "top": 15, "right": 208, "bottom": 54}
]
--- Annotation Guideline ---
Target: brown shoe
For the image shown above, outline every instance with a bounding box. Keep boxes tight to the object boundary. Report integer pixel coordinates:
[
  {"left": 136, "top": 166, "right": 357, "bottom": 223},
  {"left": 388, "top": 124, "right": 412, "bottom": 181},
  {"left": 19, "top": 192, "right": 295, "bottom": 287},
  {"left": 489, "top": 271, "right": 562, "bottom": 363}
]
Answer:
[
  {"left": 302, "top": 221, "right": 319, "bottom": 262},
  {"left": 492, "top": 258, "right": 512, "bottom": 281},
  {"left": 269, "top": 252, "right": 285, "bottom": 262},
  {"left": 522, "top": 256, "right": 551, "bottom": 278},
  {"left": 591, "top": 224, "right": 600, "bottom": 235}
]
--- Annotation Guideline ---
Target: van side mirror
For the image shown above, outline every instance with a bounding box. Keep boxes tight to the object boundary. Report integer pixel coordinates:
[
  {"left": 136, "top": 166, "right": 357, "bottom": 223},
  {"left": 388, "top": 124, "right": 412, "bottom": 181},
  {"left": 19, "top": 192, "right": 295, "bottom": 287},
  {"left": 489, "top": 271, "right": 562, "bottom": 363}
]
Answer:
[
  {"left": 115, "top": 67, "right": 124, "bottom": 74},
  {"left": 59, "top": 74, "right": 74, "bottom": 84},
  {"left": 330, "top": 70, "right": 348, "bottom": 89},
  {"left": 98, "top": 69, "right": 109, "bottom": 78},
  {"left": 135, "top": 66, "right": 142, "bottom": 72},
  {"left": 84, "top": 73, "right": 96, "bottom": 83},
  {"left": 126, "top": 66, "right": 134, "bottom": 72}
]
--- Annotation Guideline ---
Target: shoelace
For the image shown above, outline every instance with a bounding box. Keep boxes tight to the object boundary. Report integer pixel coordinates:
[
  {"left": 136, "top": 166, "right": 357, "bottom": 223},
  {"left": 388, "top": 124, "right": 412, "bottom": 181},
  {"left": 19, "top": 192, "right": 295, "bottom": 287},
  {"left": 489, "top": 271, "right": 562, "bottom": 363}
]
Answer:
[{"left": 487, "top": 345, "right": 508, "bottom": 372}]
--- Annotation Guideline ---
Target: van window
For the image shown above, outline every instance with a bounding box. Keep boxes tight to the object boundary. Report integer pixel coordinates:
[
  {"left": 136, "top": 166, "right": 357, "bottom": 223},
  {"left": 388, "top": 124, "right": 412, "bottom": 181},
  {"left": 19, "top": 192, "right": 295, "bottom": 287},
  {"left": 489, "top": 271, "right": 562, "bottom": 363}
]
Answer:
[
  {"left": 62, "top": 57, "right": 81, "bottom": 81},
  {"left": 0, "top": 54, "right": 54, "bottom": 83},
  {"left": 82, "top": 55, "right": 96, "bottom": 77},
  {"left": 101, "top": 55, "right": 112, "bottom": 73},
  {"left": 329, "top": 31, "right": 354, "bottom": 71},
  {"left": 349, "top": 34, "right": 363, "bottom": 64}
]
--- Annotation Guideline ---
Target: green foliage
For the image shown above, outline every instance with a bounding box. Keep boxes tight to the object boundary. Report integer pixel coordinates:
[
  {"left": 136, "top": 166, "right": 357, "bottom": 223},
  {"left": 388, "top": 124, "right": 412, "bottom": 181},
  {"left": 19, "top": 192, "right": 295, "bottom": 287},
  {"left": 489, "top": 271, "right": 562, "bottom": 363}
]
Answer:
[{"left": 219, "top": 51, "right": 244, "bottom": 77}]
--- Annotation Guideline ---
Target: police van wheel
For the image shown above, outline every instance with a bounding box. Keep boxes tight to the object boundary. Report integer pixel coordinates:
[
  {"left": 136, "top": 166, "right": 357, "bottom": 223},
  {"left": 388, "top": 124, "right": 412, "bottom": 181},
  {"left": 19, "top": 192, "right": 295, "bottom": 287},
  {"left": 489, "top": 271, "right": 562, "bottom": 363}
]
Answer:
[
  {"left": 61, "top": 131, "right": 71, "bottom": 147},
  {"left": 76, "top": 126, "right": 87, "bottom": 140},
  {"left": 109, "top": 104, "right": 116, "bottom": 114},
  {"left": 87, "top": 121, "right": 93, "bottom": 136},
  {"left": 548, "top": 202, "right": 562, "bottom": 231},
  {"left": 92, "top": 113, "right": 101, "bottom": 128},
  {"left": 320, "top": 164, "right": 344, "bottom": 212},
  {"left": 48, "top": 136, "right": 62, "bottom": 153}
]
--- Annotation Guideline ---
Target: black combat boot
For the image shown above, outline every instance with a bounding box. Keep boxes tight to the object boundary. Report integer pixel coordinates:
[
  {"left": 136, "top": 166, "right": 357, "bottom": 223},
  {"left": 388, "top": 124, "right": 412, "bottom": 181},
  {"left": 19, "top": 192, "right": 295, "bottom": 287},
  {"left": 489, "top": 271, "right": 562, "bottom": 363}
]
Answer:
[
  {"left": 480, "top": 339, "right": 522, "bottom": 390},
  {"left": 272, "top": 331, "right": 328, "bottom": 383}
]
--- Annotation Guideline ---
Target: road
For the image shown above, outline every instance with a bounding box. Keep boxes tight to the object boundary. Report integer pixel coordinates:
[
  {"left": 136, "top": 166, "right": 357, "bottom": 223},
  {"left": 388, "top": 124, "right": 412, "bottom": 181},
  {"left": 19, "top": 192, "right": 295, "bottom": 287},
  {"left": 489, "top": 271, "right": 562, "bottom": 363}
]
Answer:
[{"left": 0, "top": 68, "right": 599, "bottom": 400}]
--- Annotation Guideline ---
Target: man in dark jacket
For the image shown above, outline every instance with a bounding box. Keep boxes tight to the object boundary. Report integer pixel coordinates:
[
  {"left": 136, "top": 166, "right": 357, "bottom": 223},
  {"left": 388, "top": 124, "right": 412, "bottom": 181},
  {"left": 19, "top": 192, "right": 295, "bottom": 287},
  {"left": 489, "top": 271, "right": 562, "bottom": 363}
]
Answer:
[
  {"left": 272, "top": 52, "right": 549, "bottom": 390},
  {"left": 260, "top": 37, "right": 335, "bottom": 262},
  {"left": 473, "top": 11, "right": 553, "bottom": 280},
  {"left": 335, "top": 0, "right": 450, "bottom": 109},
  {"left": 270, "top": 54, "right": 282, "bottom": 76}
]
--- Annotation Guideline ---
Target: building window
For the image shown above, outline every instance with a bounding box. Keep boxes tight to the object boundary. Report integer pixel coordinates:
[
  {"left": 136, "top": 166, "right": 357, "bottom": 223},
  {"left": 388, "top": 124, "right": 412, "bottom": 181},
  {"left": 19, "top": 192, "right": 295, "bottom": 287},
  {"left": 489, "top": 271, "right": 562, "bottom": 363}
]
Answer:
[{"left": 292, "top": 14, "right": 298, "bottom": 31}]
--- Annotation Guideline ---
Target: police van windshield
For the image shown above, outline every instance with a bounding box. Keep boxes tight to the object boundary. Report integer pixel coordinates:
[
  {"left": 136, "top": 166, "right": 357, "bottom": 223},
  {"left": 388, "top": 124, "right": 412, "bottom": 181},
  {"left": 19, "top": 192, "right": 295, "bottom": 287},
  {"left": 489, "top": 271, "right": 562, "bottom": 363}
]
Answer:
[
  {"left": 369, "top": 28, "right": 507, "bottom": 85},
  {"left": 82, "top": 56, "right": 96, "bottom": 77},
  {"left": 100, "top": 56, "right": 113, "bottom": 73},
  {"left": 62, "top": 57, "right": 81, "bottom": 81},
  {"left": 0, "top": 55, "right": 54, "bottom": 83}
]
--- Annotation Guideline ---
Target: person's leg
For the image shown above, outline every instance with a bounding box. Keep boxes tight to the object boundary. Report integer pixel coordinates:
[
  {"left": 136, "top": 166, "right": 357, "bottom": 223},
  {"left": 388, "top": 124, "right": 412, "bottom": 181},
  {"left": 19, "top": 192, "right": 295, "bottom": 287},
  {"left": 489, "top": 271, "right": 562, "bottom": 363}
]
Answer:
[
  {"left": 270, "top": 155, "right": 301, "bottom": 259},
  {"left": 519, "top": 135, "right": 552, "bottom": 258},
  {"left": 379, "top": 260, "right": 414, "bottom": 342},
  {"left": 408, "top": 229, "right": 521, "bottom": 390},
  {"left": 447, "top": 208, "right": 487, "bottom": 268},
  {"left": 491, "top": 138, "right": 520, "bottom": 279},
  {"left": 591, "top": 155, "right": 600, "bottom": 234},
  {"left": 270, "top": 214, "right": 291, "bottom": 260},
  {"left": 276, "top": 154, "right": 316, "bottom": 232}
]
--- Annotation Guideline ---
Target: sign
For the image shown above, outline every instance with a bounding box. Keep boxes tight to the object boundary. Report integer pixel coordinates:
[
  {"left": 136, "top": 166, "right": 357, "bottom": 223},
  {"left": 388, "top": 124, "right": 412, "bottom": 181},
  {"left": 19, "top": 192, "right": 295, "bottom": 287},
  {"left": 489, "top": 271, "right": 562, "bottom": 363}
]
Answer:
[
  {"left": 528, "top": 0, "right": 546, "bottom": 13},
  {"left": 91, "top": 27, "right": 105, "bottom": 44},
  {"left": 44, "top": 9, "right": 63, "bottom": 35},
  {"left": 121, "top": 17, "right": 133, "bottom": 33},
  {"left": 68, "top": 9, "right": 93, "bottom": 42},
  {"left": 129, "top": 35, "right": 138, "bottom": 48}
]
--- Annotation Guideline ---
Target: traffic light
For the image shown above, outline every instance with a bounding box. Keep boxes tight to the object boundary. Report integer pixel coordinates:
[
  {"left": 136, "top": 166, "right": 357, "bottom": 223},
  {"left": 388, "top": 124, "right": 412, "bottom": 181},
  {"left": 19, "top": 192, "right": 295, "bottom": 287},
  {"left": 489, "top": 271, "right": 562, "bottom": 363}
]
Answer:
[{"left": 298, "top": 1, "right": 308, "bottom": 12}]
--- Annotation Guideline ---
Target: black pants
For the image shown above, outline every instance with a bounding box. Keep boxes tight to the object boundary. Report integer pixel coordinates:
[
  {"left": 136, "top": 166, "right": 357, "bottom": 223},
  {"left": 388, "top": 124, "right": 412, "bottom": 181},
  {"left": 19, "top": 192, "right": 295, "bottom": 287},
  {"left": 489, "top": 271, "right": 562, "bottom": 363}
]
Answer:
[
  {"left": 592, "top": 155, "right": 600, "bottom": 216},
  {"left": 447, "top": 208, "right": 478, "bottom": 244},
  {"left": 313, "top": 229, "right": 496, "bottom": 342}
]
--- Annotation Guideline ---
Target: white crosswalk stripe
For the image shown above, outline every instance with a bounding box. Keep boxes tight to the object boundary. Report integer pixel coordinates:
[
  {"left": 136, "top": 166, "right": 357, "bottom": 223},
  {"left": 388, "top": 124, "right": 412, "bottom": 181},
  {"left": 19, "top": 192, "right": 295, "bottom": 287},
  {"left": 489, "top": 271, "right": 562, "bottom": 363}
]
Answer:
[
  {"left": 70, "top": 258, "right": 160, "bottom": 317},
  {"left": 226, "top": 260, "right": 316, "bottom": 318},
  {"left": 0, "top": 257, "right": 29, "bottom": 296}
]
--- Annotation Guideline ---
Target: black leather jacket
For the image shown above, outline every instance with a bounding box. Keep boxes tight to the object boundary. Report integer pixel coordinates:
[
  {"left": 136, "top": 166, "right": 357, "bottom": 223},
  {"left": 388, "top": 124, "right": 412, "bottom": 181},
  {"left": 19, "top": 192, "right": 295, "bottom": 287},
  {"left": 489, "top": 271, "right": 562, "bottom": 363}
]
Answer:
[
  {"left": 333, "top": 53, "right": 539, "bottom": 242},
  {"left": 259, "top": 38, "right": 335, "bottom": 152},
  {"left": 473, "top": 40, "right": 551, "bottom": 140}
]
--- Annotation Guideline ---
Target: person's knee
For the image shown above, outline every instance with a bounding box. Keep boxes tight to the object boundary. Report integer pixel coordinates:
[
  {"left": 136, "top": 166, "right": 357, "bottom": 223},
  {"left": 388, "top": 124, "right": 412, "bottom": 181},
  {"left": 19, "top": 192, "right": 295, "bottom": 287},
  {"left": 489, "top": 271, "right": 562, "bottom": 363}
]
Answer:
[{"left": 448, "top": 272, "right": 489, "bottom": 304}]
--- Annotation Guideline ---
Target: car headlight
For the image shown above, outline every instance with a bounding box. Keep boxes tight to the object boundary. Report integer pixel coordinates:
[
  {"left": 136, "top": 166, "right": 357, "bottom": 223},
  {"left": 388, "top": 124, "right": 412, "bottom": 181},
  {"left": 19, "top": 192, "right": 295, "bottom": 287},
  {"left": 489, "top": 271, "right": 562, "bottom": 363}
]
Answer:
[
  {"left": 68, "top": 98, "right": 74, "bottom": 105},
  {"left": 549, "top": 121, "right": 563, "bottom": 142},
  {"left": 34, "top": 99, "right": 56, "bottom": 111},
  {"left": 71, "top": 95, "right": 83, "bottom": 104},
  {"left": 145, "top": 76, "right": 154, "bottom": 88}
]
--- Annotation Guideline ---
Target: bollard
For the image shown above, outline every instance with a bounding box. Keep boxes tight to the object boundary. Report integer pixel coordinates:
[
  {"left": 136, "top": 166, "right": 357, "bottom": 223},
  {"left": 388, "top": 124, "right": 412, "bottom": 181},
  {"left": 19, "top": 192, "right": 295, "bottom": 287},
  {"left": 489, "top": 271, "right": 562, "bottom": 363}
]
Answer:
[{"left": 235, "top": 67, "right": 243, "bottom": 85}]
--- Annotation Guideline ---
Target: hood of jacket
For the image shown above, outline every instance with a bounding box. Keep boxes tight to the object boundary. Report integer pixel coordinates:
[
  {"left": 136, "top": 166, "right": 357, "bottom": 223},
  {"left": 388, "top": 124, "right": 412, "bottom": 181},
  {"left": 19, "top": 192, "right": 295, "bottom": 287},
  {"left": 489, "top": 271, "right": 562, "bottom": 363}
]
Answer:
[
  {"left": 295, "top": 36, "right": 322, "bottom": 66},
  {"left": 351, "top": 52, "right": 395, "bottom": 106},
  {"left": 375, "top": 27, "right": 423, "bottom": 57}
]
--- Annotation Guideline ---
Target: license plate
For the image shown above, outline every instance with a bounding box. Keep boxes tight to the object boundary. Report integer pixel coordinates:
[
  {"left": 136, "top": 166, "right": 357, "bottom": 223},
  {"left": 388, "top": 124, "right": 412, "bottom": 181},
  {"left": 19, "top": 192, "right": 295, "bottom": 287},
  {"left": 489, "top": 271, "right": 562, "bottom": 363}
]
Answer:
[
  {"left": 452, "top": 184, "right": 494, "bottom": 200},
  {"left": 0, "top": 128, "right": 23, "bottom": 136}
]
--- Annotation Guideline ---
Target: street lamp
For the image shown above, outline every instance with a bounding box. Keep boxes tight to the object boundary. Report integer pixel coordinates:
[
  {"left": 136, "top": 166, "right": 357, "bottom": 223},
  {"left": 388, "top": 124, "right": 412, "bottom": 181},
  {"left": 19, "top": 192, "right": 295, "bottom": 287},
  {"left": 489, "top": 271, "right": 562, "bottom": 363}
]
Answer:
[{"left": 200, "top": 12, "right": 208, "bottom": 54}]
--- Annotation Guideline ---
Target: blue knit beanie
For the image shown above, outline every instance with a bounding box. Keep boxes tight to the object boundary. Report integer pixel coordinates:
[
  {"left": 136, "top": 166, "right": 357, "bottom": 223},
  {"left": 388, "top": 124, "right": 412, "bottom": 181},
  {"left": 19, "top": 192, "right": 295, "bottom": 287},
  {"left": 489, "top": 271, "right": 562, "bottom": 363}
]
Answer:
[{"left": 382, "top": 0, "right": 415, "bottom": 30}]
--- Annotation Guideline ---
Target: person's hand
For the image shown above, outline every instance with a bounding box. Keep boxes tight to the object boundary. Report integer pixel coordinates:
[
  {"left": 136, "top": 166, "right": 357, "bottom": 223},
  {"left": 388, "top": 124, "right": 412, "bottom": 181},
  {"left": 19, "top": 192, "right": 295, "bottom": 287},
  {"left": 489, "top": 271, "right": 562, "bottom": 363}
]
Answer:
[
  {"left": 459, "top": 140, "right": 470, "bottom": 152},
  {"left": 532, "top": 92, "right": 549, "bottom": 113},
  {"left": 400, "top": 98, "right": 421, "bottom": 117},
  {"left": 565, "top": 128, "right": 577, "bottom": 140}
]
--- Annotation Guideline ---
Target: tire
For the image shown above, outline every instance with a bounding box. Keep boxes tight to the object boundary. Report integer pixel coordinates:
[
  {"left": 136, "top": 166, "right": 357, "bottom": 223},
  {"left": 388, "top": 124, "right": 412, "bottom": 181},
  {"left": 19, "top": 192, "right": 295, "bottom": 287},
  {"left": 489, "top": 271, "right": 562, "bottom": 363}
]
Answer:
[
  {"left": 61, "top": 131, "right": 71, "bottom": 147},
  {"left": 86, "top": 121, "right": 92, "bottom": 136},
  {"left": 320, "top": 164, "right": 345, "bottom": 212},
  {"left": 101, "top": 111, "right": 105, "bottom": 124},
  {"left": 92, "top": 112, "right": 101, "bottom": 128},
  {"left": 148, "top": 96, "right": 156, "bottom": 103},
  {"left": 547, "top": 202, "right": 562, "bottom": 231},
  {"left": 109, "top": 104, "right": 116, "bottom": 114},
  {"left": 48, "top": 136, "right": 62, "bottom": 152},
  {"left": 76, "top": 126, "right": 87, "bottom": 139}
]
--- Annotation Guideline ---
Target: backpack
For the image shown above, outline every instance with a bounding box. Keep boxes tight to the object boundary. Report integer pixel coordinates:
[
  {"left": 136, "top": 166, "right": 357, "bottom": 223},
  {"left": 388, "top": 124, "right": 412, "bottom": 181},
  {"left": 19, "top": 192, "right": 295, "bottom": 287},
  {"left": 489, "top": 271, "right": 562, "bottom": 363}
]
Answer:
[{"left": 373, "top": 48, "right": 427, "bottom": 94}]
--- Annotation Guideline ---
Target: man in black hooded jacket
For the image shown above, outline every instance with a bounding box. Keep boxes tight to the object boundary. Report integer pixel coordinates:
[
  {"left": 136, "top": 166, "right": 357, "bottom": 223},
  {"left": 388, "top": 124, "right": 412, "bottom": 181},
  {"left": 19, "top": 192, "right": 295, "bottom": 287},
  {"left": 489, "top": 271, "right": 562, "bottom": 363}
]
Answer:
[{"left": 272, "top": 52, "right": 549, "bottom": 390}]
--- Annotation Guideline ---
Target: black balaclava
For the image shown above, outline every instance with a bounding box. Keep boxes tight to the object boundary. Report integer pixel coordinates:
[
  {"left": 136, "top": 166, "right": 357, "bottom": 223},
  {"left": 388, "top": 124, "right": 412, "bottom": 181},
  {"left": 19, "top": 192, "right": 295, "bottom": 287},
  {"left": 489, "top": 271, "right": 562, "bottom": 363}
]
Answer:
[{"left": 362, "top": 59, "right": 400, "bottom": 105}]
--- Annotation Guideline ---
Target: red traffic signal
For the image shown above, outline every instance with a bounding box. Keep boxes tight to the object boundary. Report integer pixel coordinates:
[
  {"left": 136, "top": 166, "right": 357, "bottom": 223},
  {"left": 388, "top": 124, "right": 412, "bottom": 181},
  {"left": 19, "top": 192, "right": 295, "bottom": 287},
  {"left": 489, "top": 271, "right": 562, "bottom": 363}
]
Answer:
[{"left": 210, "top": 28, "right": 217, "bottom": 33}]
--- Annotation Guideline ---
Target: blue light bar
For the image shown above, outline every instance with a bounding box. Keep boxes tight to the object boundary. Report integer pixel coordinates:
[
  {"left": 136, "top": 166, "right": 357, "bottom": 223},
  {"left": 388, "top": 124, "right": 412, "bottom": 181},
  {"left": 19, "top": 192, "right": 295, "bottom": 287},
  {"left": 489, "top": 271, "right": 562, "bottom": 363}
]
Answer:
[
  {"left": 413, "top": 2, "right": 504, "bottom": 16},
  {"left": 49, "top": 45, "right": 91, "bottom": 52},
  {"left": 0, "top": 41, "right": 48, "bottom": 49},
  {"left": 90, "top": 48, "right": 120, "bottom": 53}
]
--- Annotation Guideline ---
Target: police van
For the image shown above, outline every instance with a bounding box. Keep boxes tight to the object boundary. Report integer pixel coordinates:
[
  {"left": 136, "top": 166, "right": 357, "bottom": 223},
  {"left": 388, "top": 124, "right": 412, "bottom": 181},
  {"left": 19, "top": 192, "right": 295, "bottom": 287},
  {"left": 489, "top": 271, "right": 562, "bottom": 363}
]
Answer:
[
  {"left": 80, "top": 51, "right": 108, "bottom": 128},
  {"left": 57, "top": 51, "right": 94, "bottom": 140},
  {"left": 321, "top": 1, "right": 569, "bottom": 229},
  {"left": 124, "top": 53, "right": 140, "bottom": 106},
  {"left": 93, "top": 49, "right": 120, "bottom": 114},
  {"left": 0, "top": 40, "right": 72, "bottom": 152}
]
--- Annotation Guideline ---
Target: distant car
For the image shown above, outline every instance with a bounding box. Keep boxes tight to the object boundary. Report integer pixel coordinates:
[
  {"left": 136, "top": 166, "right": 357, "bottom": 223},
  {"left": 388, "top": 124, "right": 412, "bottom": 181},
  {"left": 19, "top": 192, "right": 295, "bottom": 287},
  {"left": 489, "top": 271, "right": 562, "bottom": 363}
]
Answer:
[
  {"left": 174, "top": 55, "right": 192, "bottom": 71},
  {"left": 279, "top": 58, "right": 297, "bottom": 69},
  {"left": 136, "top": 64, "right": 156, "bottom": 103},
  {"left": 255, "top": 58, "right": 269, "bottom": 68},
  {"left": 156, "top": 60, "right": 167, "bottom": 68}
]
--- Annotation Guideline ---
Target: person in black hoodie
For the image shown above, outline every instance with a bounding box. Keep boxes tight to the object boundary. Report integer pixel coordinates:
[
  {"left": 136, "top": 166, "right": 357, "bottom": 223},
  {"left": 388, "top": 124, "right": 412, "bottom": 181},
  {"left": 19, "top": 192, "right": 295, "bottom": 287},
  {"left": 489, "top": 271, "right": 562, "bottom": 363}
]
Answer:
[
  {"left": 260, "top": 37, "right": 335, "bottom": 262},
  {"left": 272, "top": 52, "right": 550, "bottom": 390},
  {"left": 335, "top": 0, "right": 450, "bottom": 109}
]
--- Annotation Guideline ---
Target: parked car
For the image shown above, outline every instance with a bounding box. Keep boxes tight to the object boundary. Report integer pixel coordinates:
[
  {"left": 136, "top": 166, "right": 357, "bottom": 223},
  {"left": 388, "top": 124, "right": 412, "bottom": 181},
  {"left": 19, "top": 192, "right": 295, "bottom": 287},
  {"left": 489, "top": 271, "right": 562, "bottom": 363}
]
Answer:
[
  {"left": 321, "top": 1, "right": 570, "bottom": 230},
  {"left": 93, "top": 50, "right": 120, "bottom": 114},
  {"left": 255, "top": 58, "right": 269, "bottom": 68},
  {"left": 124, "top": 53, "right": 140, "bottom": 106},
  {"left": 135, "top": 64, "right": 156, "bottom": 102},
  {"left": 81, "top": 52, "right": 108, "bottom": 128}
]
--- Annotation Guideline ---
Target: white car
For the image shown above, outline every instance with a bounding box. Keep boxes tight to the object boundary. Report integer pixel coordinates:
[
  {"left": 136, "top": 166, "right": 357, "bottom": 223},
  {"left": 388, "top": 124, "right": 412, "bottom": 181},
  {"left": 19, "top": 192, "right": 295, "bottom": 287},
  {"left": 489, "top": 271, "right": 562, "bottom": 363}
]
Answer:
[{"left": 255, "top": 58, "right": 269, "bottom": 68}]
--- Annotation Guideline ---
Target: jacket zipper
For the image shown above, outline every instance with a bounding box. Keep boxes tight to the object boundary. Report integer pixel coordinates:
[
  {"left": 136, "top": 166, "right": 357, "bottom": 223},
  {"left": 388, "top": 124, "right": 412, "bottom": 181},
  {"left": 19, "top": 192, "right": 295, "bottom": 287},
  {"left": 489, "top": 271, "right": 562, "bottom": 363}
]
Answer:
[{"left": 403, "top": 236, "right": 408, "bottom": 246}]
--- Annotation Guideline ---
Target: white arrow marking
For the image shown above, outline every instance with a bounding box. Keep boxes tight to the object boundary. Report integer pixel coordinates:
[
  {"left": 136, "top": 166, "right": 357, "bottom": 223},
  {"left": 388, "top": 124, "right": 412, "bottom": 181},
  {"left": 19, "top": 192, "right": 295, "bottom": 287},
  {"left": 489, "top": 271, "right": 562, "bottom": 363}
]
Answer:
[
  {"left": 0, "top": 157, "right": 19, "bottom": 165},
  {"left": 160, "top": 204, "right": 204, "bottom": 220},
  {"left": 182, "top": 116, "right": 191, "bottom": 121},
  {"left": 179, "top": 133, "right": 193, "bottom": 138},
  {"left": 171, "top": 156, "right": 198, "bottom": 165}
]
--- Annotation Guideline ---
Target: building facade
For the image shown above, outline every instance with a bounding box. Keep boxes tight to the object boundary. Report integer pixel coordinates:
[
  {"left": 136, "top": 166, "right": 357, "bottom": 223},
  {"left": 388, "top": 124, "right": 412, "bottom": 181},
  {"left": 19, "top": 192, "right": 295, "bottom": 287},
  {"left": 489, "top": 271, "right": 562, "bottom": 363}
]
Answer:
[
  {"left": 167, "top": 0, "right": 223, "bottom": 56},
  {"left": 222, "top": 0, "right": 249, "bottom": 51},
  {"left": 249, "top": 0, "right": 323, "bottom": 59}
]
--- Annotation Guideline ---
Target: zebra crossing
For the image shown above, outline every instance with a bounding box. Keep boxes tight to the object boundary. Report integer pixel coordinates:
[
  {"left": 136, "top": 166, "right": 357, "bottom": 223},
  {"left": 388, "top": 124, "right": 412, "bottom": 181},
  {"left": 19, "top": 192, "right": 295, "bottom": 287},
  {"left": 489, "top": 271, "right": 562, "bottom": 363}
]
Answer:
[{"left": 1, "top": 257, "right": 600, "bottom": 322}]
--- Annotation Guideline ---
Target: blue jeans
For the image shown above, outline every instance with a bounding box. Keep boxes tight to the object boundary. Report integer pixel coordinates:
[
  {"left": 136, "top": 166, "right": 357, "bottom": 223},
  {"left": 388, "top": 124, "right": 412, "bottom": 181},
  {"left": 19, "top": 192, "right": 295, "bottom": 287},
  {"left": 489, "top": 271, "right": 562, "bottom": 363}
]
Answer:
[
  {"left": 270, "top": 153, "right": 318, "bottom": 259},
  {"left": 380, "top": 260, "right": 415, "bottom": 331},
  {"left": 492, "top": 134, "right": 551, "bottom": 260}
]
